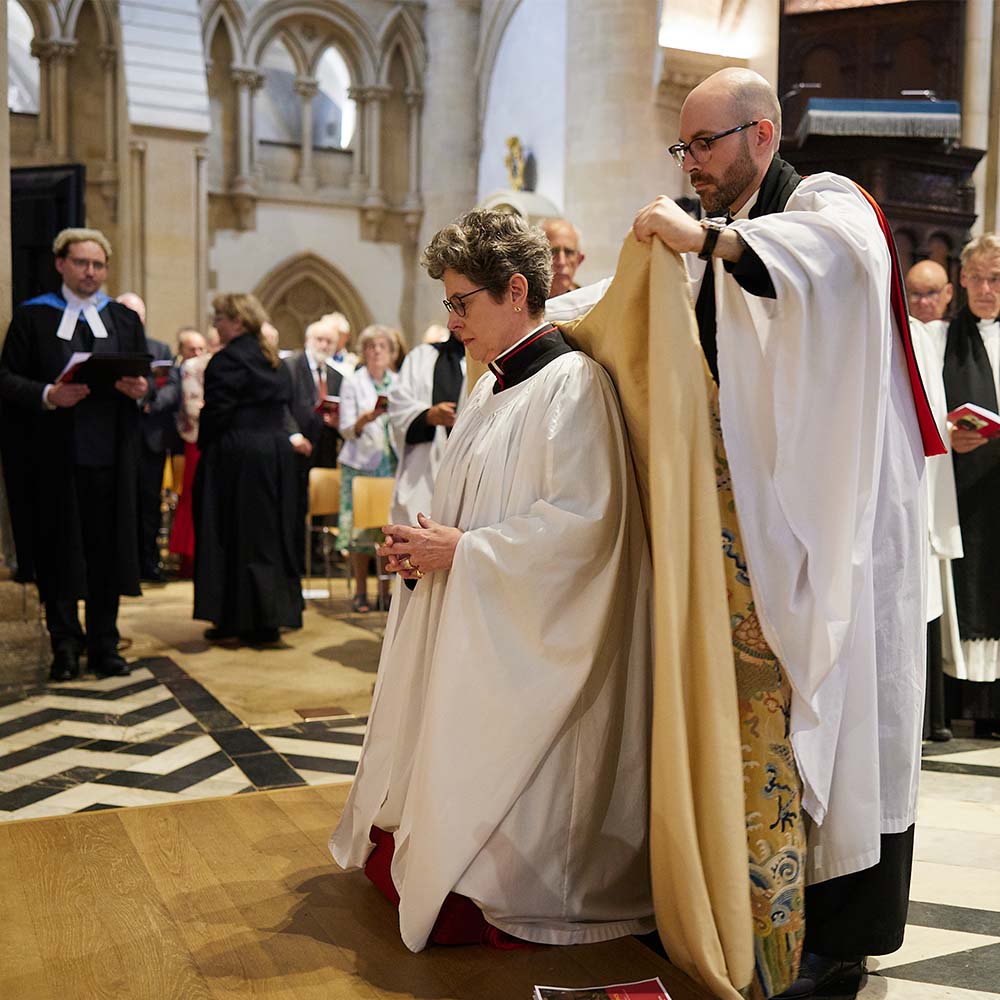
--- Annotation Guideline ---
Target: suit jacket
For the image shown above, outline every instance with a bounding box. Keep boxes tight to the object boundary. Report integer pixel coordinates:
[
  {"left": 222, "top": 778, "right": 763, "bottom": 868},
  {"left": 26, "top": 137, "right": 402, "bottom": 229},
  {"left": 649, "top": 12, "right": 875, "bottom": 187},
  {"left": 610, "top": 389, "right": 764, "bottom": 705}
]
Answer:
[
  {"left": 140, "top": 336, "right": 181, "bottom": 454},
  {"left": 284, "top": 349, "right": 344, "bottom": 466},
  {"left": 0, "top": 295, "right": 147, "bottom": 599}
]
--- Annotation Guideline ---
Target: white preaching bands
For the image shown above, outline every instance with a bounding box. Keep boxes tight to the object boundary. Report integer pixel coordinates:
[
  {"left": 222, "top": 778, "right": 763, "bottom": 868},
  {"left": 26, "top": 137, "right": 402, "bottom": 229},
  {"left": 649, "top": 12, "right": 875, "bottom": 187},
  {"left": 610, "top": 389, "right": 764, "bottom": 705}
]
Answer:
[{"left": 56, "top": 285, "right": 110, "bottom": 342}]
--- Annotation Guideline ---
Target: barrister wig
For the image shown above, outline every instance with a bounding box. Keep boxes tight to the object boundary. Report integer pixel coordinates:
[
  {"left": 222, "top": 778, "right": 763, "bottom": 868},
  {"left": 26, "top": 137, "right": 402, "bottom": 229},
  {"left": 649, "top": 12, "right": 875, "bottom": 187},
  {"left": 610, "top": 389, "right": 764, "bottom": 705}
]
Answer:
[
  {"left": 211, "top": 292, "right": 278, "bottom": 368},
  {"left": 53, "top": 227, "right": 113, "bottom": 261},
  {"left": 421, "top": 209, "right": 553, "bottom": 318}
]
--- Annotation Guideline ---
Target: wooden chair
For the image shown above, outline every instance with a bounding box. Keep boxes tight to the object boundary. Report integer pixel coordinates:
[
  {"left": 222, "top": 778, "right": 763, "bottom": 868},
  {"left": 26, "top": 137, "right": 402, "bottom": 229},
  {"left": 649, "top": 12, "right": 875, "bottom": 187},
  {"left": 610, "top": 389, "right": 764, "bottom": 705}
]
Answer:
[
  {"left": 350, "top": 475, "right": 396, "bottom": 607},
  {"left": 306, "top": 466, "right": 341, "bottom": 595}
]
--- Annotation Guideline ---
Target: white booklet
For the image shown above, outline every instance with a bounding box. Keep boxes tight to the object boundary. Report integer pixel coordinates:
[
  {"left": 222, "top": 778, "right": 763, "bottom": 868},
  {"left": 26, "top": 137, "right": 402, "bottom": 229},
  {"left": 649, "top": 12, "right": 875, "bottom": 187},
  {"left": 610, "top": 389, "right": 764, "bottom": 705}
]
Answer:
[{"left": 534, "top": 978, "right": 671, "bottom": 1000}]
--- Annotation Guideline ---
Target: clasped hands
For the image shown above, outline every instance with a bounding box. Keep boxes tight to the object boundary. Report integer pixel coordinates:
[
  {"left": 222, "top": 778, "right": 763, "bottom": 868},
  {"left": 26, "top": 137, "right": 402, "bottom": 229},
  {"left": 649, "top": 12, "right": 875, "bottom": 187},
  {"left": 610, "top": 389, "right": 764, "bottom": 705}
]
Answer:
[{"left": 377, "top": 513, "right": 463, "bottom": 580}]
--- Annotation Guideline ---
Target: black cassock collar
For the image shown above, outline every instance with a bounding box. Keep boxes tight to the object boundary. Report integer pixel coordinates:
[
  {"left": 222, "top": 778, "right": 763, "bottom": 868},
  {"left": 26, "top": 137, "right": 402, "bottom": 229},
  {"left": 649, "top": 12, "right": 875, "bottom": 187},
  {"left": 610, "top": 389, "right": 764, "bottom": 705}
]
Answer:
[{"left": 488, "top": 324, "right": 572, "bottom": 393}]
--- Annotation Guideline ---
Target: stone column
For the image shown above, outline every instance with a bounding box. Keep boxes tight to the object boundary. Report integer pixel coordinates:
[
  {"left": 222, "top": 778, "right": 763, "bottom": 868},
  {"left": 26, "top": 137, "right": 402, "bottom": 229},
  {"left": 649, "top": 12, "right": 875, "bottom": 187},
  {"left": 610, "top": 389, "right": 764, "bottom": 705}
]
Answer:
[
  {"left": 403, "top": 88, "right": 424, "bottom": 217},
  {"left": 128, "top": 139, "right": 148, "bottom": 299},
  {"left": 30, "top": 39, "right": 55, "bottom": 158},
  {"left": 985, "top": 0, "right": 1000, "bottom": 231},
  {"left": 97, "top": 45, "right": 119, "bottom": 216},
  {"left": 49, "top": 38, "right": 75, "bottom": 160},
  {"left": 964, "top": 0, "right": 995, "bottom": 232},
  {"left": 364, "top": 86, "right": 391, "bottom": 206},
  {"left": 295, "top": 76, "right": 319, "bottom": 191},
  {"left": 230, "top": 67, "right": 262, "bottom": 230},
  {"left": 347, "top": 85, "right": 369, "bottom": 196},
  {"left": 565, "top": 0, "right": 663, "bottom": 280},
  {"left": 194, "top": 145, "right": 209, "bottom": 325},
  {"left": 413, "top": 0, "right": 481, "bottom": 331}
]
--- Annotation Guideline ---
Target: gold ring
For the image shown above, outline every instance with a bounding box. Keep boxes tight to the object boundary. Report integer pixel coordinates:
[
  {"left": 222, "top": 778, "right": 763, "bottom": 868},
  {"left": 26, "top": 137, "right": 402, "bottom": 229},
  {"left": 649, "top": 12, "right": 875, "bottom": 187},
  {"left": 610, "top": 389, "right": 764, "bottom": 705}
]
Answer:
[
  {"left": 414, "top": 568, "right": 425, "bottom": 579},
  {"left": 401, "top": 557, "right": 413, "bottom": 571}
]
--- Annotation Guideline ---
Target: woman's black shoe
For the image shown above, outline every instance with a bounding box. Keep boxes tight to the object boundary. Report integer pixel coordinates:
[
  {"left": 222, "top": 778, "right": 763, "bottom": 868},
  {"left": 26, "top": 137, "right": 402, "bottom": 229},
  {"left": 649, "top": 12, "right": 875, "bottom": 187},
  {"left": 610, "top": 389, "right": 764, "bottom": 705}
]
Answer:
[{"left": 49, "top": 648, "right": 80, "bottom": 682}]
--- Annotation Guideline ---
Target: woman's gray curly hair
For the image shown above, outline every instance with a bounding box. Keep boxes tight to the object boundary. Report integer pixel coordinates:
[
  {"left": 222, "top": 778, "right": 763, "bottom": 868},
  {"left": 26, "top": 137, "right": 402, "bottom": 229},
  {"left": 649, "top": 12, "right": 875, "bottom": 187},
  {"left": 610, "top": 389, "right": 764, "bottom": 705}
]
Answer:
[{"left": 421, "top": 209, "right": 553, "bottom": 317}]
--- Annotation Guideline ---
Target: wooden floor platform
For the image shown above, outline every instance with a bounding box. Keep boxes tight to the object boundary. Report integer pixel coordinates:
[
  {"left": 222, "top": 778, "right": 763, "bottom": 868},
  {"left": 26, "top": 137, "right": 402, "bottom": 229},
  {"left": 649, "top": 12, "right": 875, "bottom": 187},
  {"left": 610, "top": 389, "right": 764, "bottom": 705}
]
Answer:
[{"left": 0, "top": 783, "right": 713, "bottom": 1000}]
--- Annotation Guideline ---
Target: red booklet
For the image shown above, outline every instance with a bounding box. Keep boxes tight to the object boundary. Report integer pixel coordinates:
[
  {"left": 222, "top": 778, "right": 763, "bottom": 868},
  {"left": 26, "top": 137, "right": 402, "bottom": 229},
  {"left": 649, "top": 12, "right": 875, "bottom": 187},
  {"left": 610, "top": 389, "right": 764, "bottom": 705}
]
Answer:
[
  {"left": 314, "top": 395, "right": 340, "bottom": 417},
  {"left": 534, "top": 978, "right": 671, "bottom": 1000},
  {"left": 947, "top": 402, "right": 1000, "bottom": 439}
]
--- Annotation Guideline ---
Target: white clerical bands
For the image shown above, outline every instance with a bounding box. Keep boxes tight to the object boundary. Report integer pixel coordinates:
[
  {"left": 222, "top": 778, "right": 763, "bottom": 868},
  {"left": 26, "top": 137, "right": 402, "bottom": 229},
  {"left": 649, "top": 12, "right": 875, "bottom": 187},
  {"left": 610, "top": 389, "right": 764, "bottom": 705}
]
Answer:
[{"left": 401, "top": 557, "right": 425, "bottom": 579}]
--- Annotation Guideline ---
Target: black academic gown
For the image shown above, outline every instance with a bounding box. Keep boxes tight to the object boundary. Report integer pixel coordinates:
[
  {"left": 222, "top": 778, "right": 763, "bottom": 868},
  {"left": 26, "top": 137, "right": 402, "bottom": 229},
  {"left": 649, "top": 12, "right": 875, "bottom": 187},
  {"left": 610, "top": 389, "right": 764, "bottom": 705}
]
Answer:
[
  {"left": 0, "top": 294, "right": 146, "bottom": 602},
  {"left": 942, "top": 307, "right": 1000, "bottom": 725},
  {"left": 193, "top": 332, "right": 302, "bottom": 633}
]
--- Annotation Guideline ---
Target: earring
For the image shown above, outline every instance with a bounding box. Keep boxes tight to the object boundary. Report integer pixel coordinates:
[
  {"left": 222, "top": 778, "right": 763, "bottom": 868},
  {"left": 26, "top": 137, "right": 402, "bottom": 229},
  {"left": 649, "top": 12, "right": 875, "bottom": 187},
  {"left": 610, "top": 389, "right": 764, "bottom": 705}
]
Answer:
[{"left": 514, "top": 306, "right": 522, "bottom": 313}]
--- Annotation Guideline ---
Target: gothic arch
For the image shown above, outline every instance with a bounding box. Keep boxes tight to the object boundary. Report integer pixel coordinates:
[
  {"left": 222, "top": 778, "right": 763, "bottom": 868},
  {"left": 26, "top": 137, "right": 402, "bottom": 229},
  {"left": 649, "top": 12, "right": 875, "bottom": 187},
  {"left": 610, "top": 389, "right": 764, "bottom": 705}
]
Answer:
[
  {"left": 13, "top": 0, "right": 51, "bottom": 43},
  {"left": 253, "top": 252, "right": 373, "bottom": 349},
  {"left": 202, "top": 0, "right": 247, "bottom": 64},
  {"left": 64, "top": 0, "right": 118, "bottom": 48},
  {"left": 376, "top": 6, "right": 426, "bottom": 88},
  {"left": 245, "top": 2, "right": 377, "bottom": 87}
]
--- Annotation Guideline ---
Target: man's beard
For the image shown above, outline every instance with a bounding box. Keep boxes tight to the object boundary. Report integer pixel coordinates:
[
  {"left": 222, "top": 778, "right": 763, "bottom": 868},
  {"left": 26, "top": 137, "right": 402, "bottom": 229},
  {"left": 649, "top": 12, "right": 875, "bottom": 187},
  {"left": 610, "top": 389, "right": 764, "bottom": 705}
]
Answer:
[
  {"left": 692, "top": 145, "right": 757, "bottom": 215},
  {"left": 311, "top": 346, "right": 331, "bottom": 365}
]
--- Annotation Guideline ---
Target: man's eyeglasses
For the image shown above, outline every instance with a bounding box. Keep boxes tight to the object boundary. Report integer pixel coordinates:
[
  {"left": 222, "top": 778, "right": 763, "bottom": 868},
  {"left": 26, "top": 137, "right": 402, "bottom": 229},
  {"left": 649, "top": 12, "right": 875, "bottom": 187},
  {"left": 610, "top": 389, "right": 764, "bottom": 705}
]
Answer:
[
  {"left": 443, "top": 286, "right": 488, "bottom": 317},
  {"left": 667, "top": 121, "right": 760, "bottom": 168},
  {"left": 963, "top": 272, "right": 1000, "bottom": 290},
  {"left": 908, "top": 288, "right": 946, "bottom": 301},
  {"left": 65, "top": 256, "right": 107, "bottom": 272},
  {"left": 550, "top": 246, "right": 579, "bottom": 260}
]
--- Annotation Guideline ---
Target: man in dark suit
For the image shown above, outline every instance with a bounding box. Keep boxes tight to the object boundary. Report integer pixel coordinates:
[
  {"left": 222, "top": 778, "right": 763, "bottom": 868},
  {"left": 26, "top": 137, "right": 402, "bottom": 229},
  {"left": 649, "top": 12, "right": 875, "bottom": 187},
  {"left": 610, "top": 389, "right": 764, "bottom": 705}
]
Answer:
[
  {"left": 0, "top": 228, "right": 149, "bottom": 680},
  {"left": 284, "top": 317, "right": 344, "bottom": 574},
  {"left": 117, "top": 293, "right": 180, "bottom": 583}
]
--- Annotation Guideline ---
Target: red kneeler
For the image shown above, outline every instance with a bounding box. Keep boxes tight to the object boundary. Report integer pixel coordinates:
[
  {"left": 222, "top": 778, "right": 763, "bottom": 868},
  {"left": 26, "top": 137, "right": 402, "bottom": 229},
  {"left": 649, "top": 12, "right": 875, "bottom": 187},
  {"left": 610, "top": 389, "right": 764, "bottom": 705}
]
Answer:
[{"left": 364, "top": 826, "right": 533, "bottom": 950}]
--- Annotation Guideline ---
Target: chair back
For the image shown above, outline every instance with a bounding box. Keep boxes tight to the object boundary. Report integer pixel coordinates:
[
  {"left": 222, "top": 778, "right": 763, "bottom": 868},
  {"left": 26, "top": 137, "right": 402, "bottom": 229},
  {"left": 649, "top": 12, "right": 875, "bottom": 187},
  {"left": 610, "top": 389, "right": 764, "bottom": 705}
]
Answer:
[
  {"left": 308, "top": 467, "right": 341, "bottom": 517},
  {"left": 351, "top": 475, "right": 395, "bottom": 532}
]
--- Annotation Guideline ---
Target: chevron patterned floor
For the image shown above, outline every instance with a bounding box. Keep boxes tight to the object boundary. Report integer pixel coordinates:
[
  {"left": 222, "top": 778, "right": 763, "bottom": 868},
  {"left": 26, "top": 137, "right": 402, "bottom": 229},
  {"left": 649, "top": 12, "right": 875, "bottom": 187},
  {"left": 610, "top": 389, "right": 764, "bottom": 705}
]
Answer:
[{"left": 0, "top": 656, "right": 366, "bottom": 822}]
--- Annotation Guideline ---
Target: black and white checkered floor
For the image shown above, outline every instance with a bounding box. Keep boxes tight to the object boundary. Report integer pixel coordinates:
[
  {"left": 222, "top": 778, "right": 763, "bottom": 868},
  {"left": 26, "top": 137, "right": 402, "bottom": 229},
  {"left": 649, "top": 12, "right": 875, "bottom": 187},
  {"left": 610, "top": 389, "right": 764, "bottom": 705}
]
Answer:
[
  {"left": 0, "top": 656, "right": 364, "bottom": 821},
  {"left": 1, "top": 658, "right": 998, "bottom": 999}
]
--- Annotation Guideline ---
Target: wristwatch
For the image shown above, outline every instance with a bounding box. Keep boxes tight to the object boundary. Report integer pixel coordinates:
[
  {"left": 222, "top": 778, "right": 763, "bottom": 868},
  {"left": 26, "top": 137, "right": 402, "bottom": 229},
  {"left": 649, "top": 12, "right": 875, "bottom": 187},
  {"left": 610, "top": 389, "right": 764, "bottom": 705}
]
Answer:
[{"left": 698, "top": 217, "right": 728, "bottom": 261}]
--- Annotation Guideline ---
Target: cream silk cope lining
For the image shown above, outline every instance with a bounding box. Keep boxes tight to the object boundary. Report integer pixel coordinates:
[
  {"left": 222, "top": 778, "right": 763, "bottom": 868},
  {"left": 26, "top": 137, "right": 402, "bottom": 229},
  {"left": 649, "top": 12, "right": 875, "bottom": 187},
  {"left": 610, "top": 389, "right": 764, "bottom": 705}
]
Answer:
[{"left": 551, "top": 239, "right": 754, "bottom": 999}]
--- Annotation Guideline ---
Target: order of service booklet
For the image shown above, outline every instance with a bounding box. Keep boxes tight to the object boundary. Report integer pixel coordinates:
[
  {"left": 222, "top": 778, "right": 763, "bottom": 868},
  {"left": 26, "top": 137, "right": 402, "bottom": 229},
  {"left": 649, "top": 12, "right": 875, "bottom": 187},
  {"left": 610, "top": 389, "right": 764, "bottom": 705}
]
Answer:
[
  {"left": 533, "top": 977, "right": 671, "bottom": 1000},
  {"left": 947, "top": 401, "right": 1000, "bottom": 439}
]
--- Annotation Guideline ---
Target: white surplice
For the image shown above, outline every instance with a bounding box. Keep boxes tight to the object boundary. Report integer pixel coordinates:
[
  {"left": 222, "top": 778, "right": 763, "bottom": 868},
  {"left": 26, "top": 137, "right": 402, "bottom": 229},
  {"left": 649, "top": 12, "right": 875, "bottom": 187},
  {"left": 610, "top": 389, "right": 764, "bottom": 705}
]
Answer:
[
  {"left": 330, "top": 351, "right": 655, "bottom": 951},
  {"left": 387, "top": 343, "right": 465, "bottom": 525},
  {"left": 910, "top": 319, "right": 963, "bottom": 622},
  {"left": 712, "top": 173, "right": 927, "bottom": 883}
]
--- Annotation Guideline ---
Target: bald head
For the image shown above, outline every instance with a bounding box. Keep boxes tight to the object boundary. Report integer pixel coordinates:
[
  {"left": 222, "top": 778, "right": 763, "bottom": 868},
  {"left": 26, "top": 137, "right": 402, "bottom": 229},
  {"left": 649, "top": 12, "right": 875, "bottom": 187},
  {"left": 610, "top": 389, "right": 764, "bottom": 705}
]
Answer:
[
  {"left": 905, "top": 260, "right": 953, "bottom": 323},
  {"left": 116, "top": 292, "right": 146, "bottom": 326},
  {"left": 542, "top": 218, "right": 585, "bottom": 297},
  {"left": 679, "top": 69, "right": 780, "bottom": 214}
]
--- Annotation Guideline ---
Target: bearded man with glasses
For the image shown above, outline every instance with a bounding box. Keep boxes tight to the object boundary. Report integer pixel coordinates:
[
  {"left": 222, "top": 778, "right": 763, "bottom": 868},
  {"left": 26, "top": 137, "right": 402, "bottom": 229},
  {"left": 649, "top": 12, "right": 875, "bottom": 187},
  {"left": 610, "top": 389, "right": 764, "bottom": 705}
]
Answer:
[
  {"left": 941, "top": 232, "right": 1000, "bottom": 739},
  {"left": 631, "top": 68, "right": 945, "bottom": 997}
]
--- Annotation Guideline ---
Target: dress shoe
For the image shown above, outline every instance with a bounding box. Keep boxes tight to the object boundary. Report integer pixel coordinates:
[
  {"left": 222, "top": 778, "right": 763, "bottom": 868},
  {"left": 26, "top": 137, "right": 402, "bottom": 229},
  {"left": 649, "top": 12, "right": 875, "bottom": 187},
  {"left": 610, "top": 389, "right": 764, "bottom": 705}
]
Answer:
[
  {"left": 239, "top": 627, "right": 281, "bottom": 647},
  {"left": 141, "top": 571, "right": 165, "bottom": 585},
  {"left": 49, "top": 648, "right": 80, "bottom": 683},
  {"left": 90, "top": 654, "right": 131, "bottom": 679},
  {"left": 930, "top": 725, "right": 952, "bottom": 742},
  {"left": 774, "top": 952, "right": 865, "bottom": 998},
  {"left": 204, "top": 626, "right": 238, "bottom": 641}
]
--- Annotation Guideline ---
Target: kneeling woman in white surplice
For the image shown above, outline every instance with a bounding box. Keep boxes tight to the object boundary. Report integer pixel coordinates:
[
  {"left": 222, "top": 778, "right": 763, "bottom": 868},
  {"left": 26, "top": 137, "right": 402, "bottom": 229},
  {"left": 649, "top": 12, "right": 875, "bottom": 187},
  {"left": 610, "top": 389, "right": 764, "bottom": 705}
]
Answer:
[{"left": 329, "top": 210, "right": 654, "bottom": 952}]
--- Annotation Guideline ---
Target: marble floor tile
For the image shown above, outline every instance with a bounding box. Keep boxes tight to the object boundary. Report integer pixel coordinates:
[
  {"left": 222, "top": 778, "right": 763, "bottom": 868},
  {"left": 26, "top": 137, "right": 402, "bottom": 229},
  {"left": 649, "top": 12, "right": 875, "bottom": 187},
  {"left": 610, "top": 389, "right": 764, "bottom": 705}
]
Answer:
[
  {"left": 32, "top": 685, "right": 175, "bottom": 715},
  {"left": 262, "top": 734, "right": 364, "bottom": 761},
  {"left": 4, "top": 782, "right": 182, "bottom": 822},
  {"left": 859, "top": 976, "right": 1000, "bottom": 1000},
  {"left": 175, "top": 767, "right": 253, "bottom": 800},
  {"left": 44, "top": 707, "right": 197, "bottom": 744},
  {"left": 910, "top": 861, "right": 1000, "bottom": 913},
  {"left": 2, "top": 748, "right": 150, "bottom": 783},
  {"left": 50, "top": 668, "right": 154, "bottom": 692},
  {"left": 870, "top": 925, "right": 1000, "bottom": 971},
  {"left": 917, "top": 797, "right": 1000, "bottom": 836},
  {"left": 119, "top": 735, "right": 221, "bottom": 776},
  {"left": 914, "top": 826, "right": 1000, "bottom": 872},
  {"left": 933, "top": 747, "right": 1000, "bottom": 768},
  {"left": 917, "top": 770, "right": 1000, "bottom": 805}
]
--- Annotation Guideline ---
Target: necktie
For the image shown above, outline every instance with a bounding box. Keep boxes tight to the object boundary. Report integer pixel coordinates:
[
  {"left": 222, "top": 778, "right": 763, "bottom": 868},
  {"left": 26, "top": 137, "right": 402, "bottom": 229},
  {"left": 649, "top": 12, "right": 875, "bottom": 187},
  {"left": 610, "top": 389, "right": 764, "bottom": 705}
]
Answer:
[{"left": 317, "top": 365, "right": 327, "bottom": 403}]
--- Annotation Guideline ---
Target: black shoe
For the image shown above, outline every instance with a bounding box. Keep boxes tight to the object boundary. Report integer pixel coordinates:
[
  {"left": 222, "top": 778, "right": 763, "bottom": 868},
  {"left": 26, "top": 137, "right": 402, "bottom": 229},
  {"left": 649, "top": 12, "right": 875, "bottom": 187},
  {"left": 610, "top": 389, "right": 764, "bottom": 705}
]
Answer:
[
  {"left": 49, "top": 648, "right": 80, "bottom": 683},
  {"left": 141, "top": 571, "right": 165, "bottom": 584},
  {"left": 774, "top": 953, "right": 865, "bottom": 999},
  {"left": 930, "top": 726, "right": 953, "bottom": 742},
  {"left": 204, "top": 626, "right": 238, "bottom": 641},
  {"left": 91, "top": 654, "right": 131, "bottom": 679}
]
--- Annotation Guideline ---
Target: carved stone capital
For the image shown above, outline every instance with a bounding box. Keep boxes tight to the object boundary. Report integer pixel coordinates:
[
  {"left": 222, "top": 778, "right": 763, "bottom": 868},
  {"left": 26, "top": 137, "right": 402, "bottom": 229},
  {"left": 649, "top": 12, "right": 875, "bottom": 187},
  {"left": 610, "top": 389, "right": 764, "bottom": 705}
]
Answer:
[
  {"left": 32, "top": 38, "right": 76, "bottom": 64},
  {"left": 349, "top": 85, "right": 391, "bottom": 103},
  {"left": 294, "top": 77, "right": 319, "bottom": 100},
  {"left": 232, "top": 66, "right": 265, "bottom": 91},
  {"left": 98, "top": 46, "right": 117, "bottom": 72},
  {"left": 404, "top": 89, "right": 424, "bottom": 110}
]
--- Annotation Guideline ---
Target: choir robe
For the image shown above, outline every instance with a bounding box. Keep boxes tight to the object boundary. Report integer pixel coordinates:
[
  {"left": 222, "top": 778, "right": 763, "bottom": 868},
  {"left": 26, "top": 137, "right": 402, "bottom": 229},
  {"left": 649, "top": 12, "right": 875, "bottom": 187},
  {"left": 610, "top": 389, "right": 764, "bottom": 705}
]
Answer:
[
  {"left": 331, "top": 327, "right": 655, "bottom": 952},
  {"left": 387, "top": 338, "right": 466, "bottom": 526},
  {"left": 0, "top": 293, "right": 146, "bottom": 601}
]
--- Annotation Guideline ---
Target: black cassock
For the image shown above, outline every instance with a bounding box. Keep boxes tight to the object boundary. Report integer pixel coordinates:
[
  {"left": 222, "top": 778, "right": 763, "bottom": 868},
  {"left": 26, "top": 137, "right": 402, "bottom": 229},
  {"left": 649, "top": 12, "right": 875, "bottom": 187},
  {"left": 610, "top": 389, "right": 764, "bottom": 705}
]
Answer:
[
  {"left": 193, "top": 332, "right": 303, "bottom": 634},
  {"left": 0, "top": 295, "right": 145, "bottom": 608}
]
